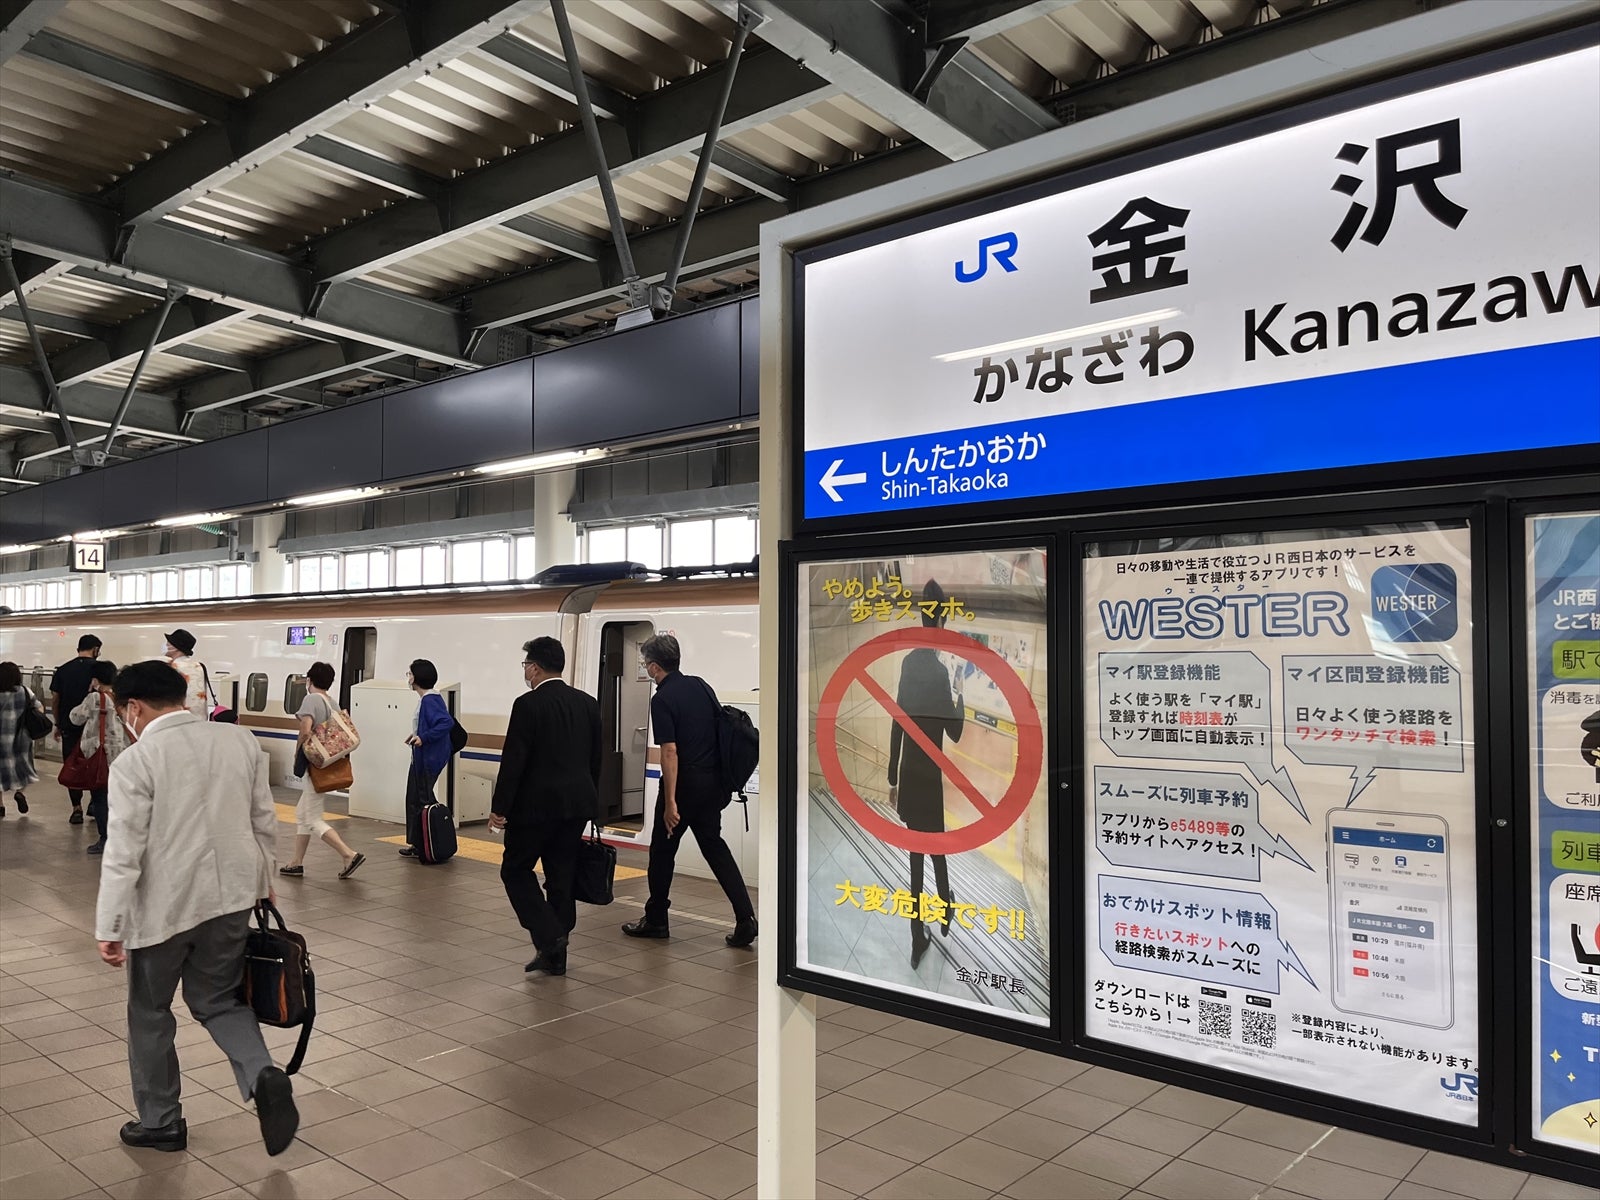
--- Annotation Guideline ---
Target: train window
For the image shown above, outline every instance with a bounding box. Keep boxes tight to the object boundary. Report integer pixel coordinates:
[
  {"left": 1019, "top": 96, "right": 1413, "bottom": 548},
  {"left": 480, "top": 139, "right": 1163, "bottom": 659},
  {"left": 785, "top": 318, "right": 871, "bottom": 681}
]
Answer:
[
  {"left": 284, "top": 674, "right": 308, "bottom": 713},
  {"left": 246, "top": 673, "right": 268, "bottom": 712}
]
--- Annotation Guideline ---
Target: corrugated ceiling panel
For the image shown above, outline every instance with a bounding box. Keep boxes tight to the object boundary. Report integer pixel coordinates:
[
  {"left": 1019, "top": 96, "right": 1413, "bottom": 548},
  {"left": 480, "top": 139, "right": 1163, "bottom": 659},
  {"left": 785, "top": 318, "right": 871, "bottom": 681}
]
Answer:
[
  {"left": 722, "top": 95, "right": 901, "bottom": 177},
  {"left": 45, "top": 0, "right": 378, "bottom": 97},
  {"left": 25, "top": 276, "right": 162, "bottom": 325},
  {"left": 540, "top": 154, "right": 749, "bottom": 237},
  {"left": 361, "top": 226, "right": 555, "bottom": 297},
  {"left": 166, "top": 148, "right": 400, "bottom": 249},
  {"left": 187, "top": 321, "right": 311, "bottom": 357},
  {"left": 94, "top": 350, "right": 215, "bottom": 391},
  {"left": 0, "top": 321, "right": 75, "bottom": 364},
  {"left": 509, "top": 0, "right": 738, "bottom": 95},
  {"left": 0, "top": 55, "right": 202, "bottom": 192}
]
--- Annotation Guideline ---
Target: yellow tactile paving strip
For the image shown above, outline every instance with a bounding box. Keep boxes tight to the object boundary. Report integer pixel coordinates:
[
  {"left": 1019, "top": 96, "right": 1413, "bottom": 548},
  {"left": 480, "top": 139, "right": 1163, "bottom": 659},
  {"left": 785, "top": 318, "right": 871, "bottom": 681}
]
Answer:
[
  {"left": 273, "top": 802, "right": 347, "bottom": 824},
  {"left": 375, "top": 831, "right": 646, "bottom": 878}
]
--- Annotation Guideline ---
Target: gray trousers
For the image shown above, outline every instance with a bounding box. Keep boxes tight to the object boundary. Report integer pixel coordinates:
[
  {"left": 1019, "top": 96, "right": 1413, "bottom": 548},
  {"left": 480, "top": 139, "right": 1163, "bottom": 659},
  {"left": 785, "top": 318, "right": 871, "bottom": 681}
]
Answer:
[{"left": 127, "top": 909, "right": 273, "bottom": 1128}]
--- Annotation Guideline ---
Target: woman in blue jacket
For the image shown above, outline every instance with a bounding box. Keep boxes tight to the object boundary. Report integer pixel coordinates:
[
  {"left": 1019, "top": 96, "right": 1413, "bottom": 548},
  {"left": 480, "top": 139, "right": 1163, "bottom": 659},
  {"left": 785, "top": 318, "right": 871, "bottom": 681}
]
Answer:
[{"left": 400, "top": 658, "right": 455, "bottom": 858}]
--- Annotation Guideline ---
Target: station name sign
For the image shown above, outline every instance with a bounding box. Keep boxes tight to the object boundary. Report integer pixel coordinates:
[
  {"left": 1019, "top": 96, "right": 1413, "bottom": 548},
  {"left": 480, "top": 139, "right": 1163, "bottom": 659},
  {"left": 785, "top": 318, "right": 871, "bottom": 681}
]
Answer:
[{"left": 798, "top": 45, "right": 1600, "bottom": 523}]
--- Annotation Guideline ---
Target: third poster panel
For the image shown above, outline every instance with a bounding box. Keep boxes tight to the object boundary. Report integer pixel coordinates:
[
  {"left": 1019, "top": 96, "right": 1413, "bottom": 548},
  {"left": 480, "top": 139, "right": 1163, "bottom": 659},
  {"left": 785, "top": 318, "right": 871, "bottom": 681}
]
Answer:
[{"left": 1082, "top": 522, "right": 1480, "bottom": 1124}]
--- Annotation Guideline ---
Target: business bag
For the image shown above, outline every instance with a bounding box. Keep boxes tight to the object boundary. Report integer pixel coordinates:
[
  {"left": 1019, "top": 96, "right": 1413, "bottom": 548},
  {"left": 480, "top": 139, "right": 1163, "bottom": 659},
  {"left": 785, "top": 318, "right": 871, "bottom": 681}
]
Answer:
[
  {"left": 572, "top": 823, "right": 616, "bottom": 906},
  {"left": 307, "top": 755, "right": 353, "bottom": 794},
  {"left": 58, "top": 704, "right": 109, "bottom": 791},
  {"left": 236, "top": 901, "right": 315, "bottom": 1075}
]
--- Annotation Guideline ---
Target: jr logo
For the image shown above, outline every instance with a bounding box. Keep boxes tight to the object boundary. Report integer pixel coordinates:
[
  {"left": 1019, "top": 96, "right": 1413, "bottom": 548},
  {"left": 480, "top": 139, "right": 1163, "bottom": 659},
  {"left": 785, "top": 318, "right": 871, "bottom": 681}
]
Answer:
[
  {"left": 1440, "top": 1072, "right": 1479, "bottom": 1099},
  {"left": 955, "top": 232, "right": 1019, "bottom": 283}
]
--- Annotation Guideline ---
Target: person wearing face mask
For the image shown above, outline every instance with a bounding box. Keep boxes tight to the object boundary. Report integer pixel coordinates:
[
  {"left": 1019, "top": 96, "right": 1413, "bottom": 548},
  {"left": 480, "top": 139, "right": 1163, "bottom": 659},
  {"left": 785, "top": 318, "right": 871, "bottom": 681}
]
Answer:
[
  {"left": 400, "top": 659, "right": 454, "bottom": 859},
  {"left": 95, "top": 659, "right": 299, "bottom": 1158},
  {"left": 70, "top": 660, "right": 130, "bottom": 855},
  {"left": 162, "top": 629, "right": 209, "bottom": 720}
]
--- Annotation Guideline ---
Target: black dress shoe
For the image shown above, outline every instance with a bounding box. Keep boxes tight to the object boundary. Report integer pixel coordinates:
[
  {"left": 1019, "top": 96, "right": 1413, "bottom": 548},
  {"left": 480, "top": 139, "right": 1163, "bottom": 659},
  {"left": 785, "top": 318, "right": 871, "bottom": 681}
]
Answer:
[
  {"left": 525, "top": 952, "right": 567, "bottom": 976},
  {"left": 14, "top": 792, "right": 26, "bottom": 814},
  {"left": 120, "top": 1118, "right": 187, "bottom": 1152},
  {"left": 621, "top": 919, "right": 669, "bottom": 939},
  {"left": 398, "top": 846, "right": 418, "bottom": 857},
  {"left": 253, "top": 1066, "right": 298, "bottom": 1156},
  {"left": 725, "top": 917, "right": 758, "bottom": 948},
  {"left": 69, "top": 807, "right": 84, "bottom": 824}
]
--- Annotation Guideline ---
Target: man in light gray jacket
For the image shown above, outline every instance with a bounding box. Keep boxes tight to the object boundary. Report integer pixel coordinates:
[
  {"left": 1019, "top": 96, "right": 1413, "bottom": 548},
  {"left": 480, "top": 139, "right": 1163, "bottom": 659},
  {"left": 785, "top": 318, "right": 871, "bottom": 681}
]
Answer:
[{"left": 95, "top": 660, "right": 299, "bottom": 1156}]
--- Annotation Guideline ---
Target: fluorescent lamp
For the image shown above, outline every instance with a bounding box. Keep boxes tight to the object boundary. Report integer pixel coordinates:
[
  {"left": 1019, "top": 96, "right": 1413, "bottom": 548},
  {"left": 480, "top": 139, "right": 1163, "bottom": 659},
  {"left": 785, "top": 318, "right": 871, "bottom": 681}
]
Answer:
[
  {"left": 73, "top": 529, "right": 126, "bottom": 541},
  {"left": 288, "top": 487, "right": 384, "bottom": 507},
  {"left": 0, "top": 543, "right": 40, "bottom": 554},
  {"left": 155, "top": 511, "right": 233, "bottom": 527},
  {"left": 933, "top": 308, "right": 1184, "bottom": 363},
  {"left": 475, "top": 448, "right": 604, "bottom": 476}
]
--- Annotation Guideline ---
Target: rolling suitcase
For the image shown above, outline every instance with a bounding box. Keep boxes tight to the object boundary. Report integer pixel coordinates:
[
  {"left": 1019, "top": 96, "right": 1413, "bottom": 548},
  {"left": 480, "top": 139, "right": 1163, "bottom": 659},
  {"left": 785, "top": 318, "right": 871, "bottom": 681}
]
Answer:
[{"left": 418, "top": 801, "right": 457, "bottom": 864}]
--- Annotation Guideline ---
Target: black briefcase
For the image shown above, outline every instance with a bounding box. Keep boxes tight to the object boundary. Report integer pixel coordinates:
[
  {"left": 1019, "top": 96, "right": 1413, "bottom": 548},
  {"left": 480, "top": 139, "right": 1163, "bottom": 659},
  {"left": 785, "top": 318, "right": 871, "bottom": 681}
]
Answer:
[
  {"left": 571, "top": 823, "right": 616, "bottom": 906},
  {"left": 237, "top": 901, "right": 316, "bottom": 1075}
]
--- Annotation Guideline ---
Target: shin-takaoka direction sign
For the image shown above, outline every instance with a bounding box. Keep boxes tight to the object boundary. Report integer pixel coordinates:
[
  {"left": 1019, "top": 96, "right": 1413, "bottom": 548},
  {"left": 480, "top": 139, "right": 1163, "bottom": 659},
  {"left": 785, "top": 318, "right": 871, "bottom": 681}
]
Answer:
[{"left": 797, "top": 45, "right": 1600, "bottom": 523}]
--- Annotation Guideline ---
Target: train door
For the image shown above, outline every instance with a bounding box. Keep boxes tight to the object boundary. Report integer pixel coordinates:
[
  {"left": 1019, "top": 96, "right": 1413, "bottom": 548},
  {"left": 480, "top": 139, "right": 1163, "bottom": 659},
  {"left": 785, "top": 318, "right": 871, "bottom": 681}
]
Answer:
[
  {"left": 340, "top": 627, "right": 377, "bottom": 711},
  {"left": 596, "top": 621, "right": 654, "bottom": 826}
]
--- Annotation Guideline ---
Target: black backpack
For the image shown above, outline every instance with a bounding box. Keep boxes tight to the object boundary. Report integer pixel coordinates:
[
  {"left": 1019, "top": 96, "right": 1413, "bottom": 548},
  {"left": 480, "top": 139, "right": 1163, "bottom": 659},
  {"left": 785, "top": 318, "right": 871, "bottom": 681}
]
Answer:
[{"left": 698, "top": 679, "right": 759, "bottom": 830}]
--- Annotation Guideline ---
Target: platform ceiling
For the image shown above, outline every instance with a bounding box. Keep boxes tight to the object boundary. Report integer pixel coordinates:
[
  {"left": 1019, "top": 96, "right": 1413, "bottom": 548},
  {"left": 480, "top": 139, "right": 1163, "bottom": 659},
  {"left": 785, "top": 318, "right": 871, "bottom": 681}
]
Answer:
[{"left": 0, "top": 0, "right": 1564, "bottom": 487}]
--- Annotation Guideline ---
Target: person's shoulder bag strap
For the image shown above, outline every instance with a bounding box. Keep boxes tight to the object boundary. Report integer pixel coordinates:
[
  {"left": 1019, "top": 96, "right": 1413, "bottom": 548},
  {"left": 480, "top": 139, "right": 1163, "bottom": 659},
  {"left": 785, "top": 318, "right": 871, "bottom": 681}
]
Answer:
[{"left": 200, "top": 662, "right": 219, "bottom": 712}]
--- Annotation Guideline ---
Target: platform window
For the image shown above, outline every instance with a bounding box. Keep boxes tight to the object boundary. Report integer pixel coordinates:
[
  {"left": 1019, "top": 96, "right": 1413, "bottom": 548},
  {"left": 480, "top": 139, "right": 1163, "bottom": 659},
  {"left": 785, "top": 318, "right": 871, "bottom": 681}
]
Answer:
[
  {"left": 67, "top": 578, "right": 83, "bottom": 607},
  {"left": 515, "top": 535, "right": 536, "bottom": 579},
  {"left": 116, "top": 573, "right": 148, "bottom": 605},
  {"left": 422, "top": 544, "right": 446, "bottom": 585},
  {"left": 180, "top": 567, "right": 213, "bottom": 600},
  {"left": 586, "top": 526, "right": 626, "bottom": 564},
  {"left": 714, "top": 514, "right": 756, "bottom": 564},
  {"left": 1, "top": 585, "right": 19, "bottom": 610},
  {"left": 366, "top": 550, "right": 389, "bottom": 589},
  {"left": 394, "top": 545, "right": 422, "bottom": 587},
  {"left": 346, "top": 552, "right": 369, "bottom": 590},
  {"left": 295, "top": 554, "right": 339, "bottom": 594},
  {"left": 42, "top": 580, "right": 63, "bottom": 609},
  {"left": 452, "top": 539, "right": 482, "bottom": 584},
  {"left": 151, "top": 570, "right": 179, "bottom": 603},
  {"left": 284, "top": 673, "right": 308, "bottom": 714},
  {"left": 217, "top": 564, "right": 250, "bottom": 597},
  {"left": 246, "top": 673, "right": 268, "bottom": 712},
  {"left": 627, "top": 523, "right": 662, "bottom": 571},
  {"left": 482, "top": 538, "right": 510, "bottom": 582},
  {"left": 669, "top": 519, "right": 713, "bottom": 568}
]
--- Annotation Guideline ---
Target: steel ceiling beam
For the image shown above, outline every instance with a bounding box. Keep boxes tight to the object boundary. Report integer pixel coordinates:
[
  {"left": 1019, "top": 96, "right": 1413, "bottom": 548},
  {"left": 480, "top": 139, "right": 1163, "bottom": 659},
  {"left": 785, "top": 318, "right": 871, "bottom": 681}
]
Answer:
[
  {"left": 718, "top": 0, "right": 1058, "bottom": 160},
  {"left": 479, "top": 30, "right": 634, "bottom": 120},
  {"left": 925, "top": 0, "right": 1069, "bottom": 44},
  {"left": 0, "top": 304, "right": 108, "bottom": 340},
  {"left": 0, "top": 174, "right": 473, "bottom": 364},
  {"left": 20, "top": 31, "right": 232, "bottom": 120},
  {"left": 179, "top": 339, "right": 402, "bottom": 415},
  {"left": 0, "top": 0, "right": 66, "bottom": 65},
  {"left": 464, "top": 144, "right": 942, "bottom": 328},
  {"left": 113, "top": 0, "right": 554, "bottom": 225},
  {"left": 305, "top": 48, "right": 832, "bottom": 283},
  {"left": 0, "top": 364, "right": 197, "bottom": 443},
  {"left": 47, "top": 296, "right": 250, "bottom": 389}
]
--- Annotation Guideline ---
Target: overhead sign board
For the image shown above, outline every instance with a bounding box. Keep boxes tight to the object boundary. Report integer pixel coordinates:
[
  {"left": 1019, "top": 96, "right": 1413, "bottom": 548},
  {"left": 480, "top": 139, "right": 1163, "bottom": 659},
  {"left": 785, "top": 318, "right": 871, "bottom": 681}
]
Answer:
[
  {"left": 798, "top": 46, "right": 1600, "bottom": 523},
  {"left": 71, "top": 541, "right": 105, "bottom": 573}
]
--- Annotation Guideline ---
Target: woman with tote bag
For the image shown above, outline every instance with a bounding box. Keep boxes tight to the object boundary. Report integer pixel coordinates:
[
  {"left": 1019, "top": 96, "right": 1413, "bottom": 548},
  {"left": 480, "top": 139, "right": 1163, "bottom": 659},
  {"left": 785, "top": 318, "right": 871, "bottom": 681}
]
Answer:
[
  {"left": 279, "top": 662, "right": 365, "bottom": 879},
  {"left": 67, "top": 661, "right": 131, "bottom": 855}
]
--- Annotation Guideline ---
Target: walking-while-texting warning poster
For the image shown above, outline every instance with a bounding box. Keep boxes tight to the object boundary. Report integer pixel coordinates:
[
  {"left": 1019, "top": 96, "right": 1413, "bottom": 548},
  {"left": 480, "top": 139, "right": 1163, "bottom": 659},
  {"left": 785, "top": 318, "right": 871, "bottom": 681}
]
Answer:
[
  {"left": 1527, "top": 511, "right": 1600, "bottom": 1157},
  {"left": 795, "top": 547, "right": 1051, "bottom": 1027},
  {"left": 1082, "top": 524, "right": 1479, "bottom": 1124}
]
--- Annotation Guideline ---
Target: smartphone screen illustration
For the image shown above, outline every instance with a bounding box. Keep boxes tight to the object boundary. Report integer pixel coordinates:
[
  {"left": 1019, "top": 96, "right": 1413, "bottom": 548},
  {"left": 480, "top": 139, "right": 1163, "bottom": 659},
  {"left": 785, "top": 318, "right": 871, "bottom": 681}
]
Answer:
[{"left": 1328, "top": 811, "right": 1454, "bottom": 1029}]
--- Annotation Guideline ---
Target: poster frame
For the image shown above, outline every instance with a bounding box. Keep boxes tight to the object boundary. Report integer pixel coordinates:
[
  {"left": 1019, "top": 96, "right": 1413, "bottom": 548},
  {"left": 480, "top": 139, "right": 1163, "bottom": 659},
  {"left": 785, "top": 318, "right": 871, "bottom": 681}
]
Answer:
[
  {"left": 778, "top": 472, "right": 1599, "bottom": 1186},
  {"left": 787, "top": 24, "right": 1600, "bottom": 538},
  {"left": 777, "top": 523, "right": 1067, "bottom": 1054},
  {"left": 1067, "top": 501, "right": 1498, "bottom": 1147},
  {"left": 1509, "top": 495, "right": 1600, "bottom": 1176}
]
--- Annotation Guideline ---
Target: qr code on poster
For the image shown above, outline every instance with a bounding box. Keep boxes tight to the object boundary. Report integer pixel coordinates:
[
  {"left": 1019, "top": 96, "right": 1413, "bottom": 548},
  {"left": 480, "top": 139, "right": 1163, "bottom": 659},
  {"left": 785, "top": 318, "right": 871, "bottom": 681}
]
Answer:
[
  {"left": 1199, "top": 999, "right": 1232, "bottom": 1039},
  {"left": 1243, "top": 1009, "right": 1277, "bottom": 1049}
]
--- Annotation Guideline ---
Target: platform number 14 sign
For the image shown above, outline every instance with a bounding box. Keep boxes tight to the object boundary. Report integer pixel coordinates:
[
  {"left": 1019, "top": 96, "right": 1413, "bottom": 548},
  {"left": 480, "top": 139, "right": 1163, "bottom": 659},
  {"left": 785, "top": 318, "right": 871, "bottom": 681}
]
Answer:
[{"left": 72, "top": 541, "right": 106, "bottom": 573}]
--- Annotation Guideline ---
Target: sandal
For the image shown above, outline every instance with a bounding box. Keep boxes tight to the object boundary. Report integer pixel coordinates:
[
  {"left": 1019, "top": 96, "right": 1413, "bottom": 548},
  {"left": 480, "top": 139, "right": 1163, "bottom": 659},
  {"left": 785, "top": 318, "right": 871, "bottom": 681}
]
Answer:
[
  {"left": 338, "top": 853, "right": 366, "bottom": 880},
  {"left": 278, "top": 865, "right": 304, "bottom": 876}
]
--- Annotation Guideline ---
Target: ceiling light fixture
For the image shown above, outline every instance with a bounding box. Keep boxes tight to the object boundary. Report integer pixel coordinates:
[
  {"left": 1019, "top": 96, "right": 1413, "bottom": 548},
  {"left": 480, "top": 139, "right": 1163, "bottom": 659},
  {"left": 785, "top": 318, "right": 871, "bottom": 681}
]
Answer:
[
  {"left": 288, "top": 487, "right": 385, "bottom": 507},
  {"left": 154, "top": 511, "right": 234, "bottom": 527},
  {"left": 475, "top": 448, "right": 605, "bottom": 476}
]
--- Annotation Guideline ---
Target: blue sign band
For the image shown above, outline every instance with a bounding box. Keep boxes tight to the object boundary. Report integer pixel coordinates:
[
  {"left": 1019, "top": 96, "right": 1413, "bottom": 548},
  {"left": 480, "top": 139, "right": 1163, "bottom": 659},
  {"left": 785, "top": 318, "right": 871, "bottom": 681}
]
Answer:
[{"left": 805, "top": 337, "right": 1600, "bottom": 519}]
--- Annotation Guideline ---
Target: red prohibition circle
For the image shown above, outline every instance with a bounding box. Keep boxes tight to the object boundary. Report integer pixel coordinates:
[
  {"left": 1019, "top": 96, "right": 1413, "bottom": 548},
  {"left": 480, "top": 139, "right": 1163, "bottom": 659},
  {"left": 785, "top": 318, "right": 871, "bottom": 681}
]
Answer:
[{"left": 816, "top": 625, "right": 1043, "bottom": 856}]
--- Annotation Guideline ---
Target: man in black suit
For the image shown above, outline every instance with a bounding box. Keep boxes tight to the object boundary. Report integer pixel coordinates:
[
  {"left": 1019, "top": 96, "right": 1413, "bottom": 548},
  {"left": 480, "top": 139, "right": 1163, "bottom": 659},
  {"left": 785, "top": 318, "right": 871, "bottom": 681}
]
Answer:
[
  {"left": 888, "top": 579, "right": 965, "bottom": 969},
  {"left": 488, "top": 636, "right": 602, "bottom": 977}
]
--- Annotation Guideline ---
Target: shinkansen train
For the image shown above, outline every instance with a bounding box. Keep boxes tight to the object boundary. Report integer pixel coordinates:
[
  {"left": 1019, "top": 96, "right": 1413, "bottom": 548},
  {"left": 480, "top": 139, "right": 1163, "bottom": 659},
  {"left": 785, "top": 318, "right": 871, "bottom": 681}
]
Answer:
[{"left": 0, "top": 570, "right": 759, "bottom": 881}]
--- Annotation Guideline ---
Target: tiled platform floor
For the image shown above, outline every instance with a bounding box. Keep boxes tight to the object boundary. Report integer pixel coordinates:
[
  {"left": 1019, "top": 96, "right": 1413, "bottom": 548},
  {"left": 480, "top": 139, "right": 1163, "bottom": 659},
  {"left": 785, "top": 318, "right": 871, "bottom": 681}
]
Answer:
[{"left": 1, "top": 778, "right": 1589, "bottom": 1200}]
